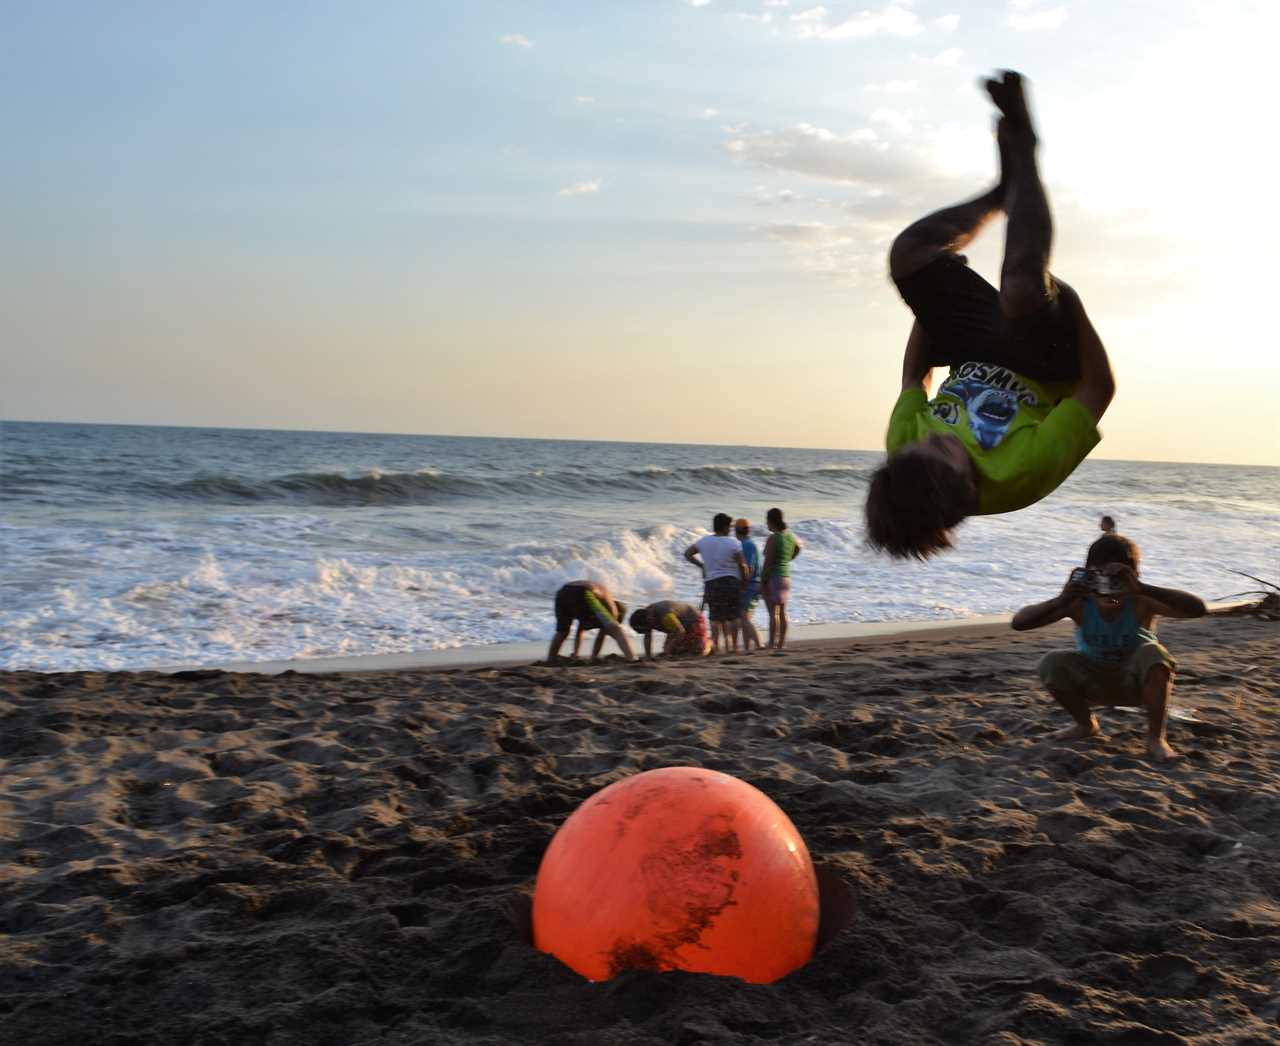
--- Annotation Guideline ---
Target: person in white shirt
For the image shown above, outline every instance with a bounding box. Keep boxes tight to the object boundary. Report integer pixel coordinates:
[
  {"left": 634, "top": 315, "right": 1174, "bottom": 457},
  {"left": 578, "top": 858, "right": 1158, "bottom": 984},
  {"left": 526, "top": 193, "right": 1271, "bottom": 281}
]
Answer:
[{"left": 683, "top": 513, "right": 749, "bottom": 653}]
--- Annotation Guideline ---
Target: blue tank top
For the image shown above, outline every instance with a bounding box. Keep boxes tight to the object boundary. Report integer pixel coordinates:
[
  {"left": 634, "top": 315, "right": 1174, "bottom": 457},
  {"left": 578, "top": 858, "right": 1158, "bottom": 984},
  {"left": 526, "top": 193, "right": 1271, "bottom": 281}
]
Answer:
[{"left": 1075, "top": 597, "right": 1158, "bottom": 663}]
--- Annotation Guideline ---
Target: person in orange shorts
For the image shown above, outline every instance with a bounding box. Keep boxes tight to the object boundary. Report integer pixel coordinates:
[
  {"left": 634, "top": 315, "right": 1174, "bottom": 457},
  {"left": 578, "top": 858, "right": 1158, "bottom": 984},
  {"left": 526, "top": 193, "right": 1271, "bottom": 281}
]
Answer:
[{"left": 628, "top": 601, "right": 710, "bottom": 659}]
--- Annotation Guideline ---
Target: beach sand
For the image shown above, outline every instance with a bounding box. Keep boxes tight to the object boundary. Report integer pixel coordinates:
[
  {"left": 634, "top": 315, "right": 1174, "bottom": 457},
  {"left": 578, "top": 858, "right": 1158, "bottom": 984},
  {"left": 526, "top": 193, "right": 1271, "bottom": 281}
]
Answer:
[{"left": 2, "top": 615, "right": 1277, "bottom": 1045}]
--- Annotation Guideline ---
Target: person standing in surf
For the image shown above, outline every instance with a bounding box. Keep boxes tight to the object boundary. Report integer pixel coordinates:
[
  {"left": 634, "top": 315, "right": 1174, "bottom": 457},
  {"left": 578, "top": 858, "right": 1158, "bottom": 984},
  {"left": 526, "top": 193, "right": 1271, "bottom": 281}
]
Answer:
[
  {"left": 735, "top": 518, "right": 764, "bottom": 652},
  {"left": 683, "top": 513, "right": 750, "bottom": 654},
  {"left": 761, "top": 507, "right": 801, "bottom": 651},
  {"left": 865, "top": 70, "right": 1117, "bottom": 560}
]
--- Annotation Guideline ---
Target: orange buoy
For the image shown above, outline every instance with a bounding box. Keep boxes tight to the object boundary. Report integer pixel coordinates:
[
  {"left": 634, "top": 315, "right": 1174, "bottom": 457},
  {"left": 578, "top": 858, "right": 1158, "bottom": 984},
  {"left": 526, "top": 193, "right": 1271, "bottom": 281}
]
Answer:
[{"left": 532, "top": 766, "right": 819, "bottom": 983}]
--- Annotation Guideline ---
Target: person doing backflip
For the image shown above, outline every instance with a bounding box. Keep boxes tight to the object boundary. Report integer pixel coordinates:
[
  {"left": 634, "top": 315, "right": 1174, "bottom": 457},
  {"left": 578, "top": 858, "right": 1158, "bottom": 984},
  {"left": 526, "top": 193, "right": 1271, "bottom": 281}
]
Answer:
[{"left": 865, "top": 71, "right": 1116, "bottom": 559}]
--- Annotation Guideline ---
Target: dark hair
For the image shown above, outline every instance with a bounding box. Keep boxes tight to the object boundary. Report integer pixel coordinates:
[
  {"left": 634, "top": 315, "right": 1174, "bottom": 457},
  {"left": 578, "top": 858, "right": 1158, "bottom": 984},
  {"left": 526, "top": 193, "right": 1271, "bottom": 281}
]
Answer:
[
  {"left": 1100, "top": 515, "right": 1116, "bottom": 532},
  {"left": 628, "top": 607, "right": 651, "bottom": 633},
  {"left": 1086, "top": 533, "right": 1140, "bottom": 573},
  {"left": 766, "top": 507, "right": 785, "bottom": 529},
  {"left": 712, "top": 513, "right": 733, "bottom": 533},
  {"left": 864, "top": 453, "right": 975, "bottom": 559}
]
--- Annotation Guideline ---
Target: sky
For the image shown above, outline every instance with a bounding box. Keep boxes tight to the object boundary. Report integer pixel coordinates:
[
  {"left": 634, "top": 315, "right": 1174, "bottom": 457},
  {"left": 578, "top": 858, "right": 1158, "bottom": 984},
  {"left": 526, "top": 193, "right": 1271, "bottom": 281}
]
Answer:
[{"left": 2, "top": 0, "right": 1278, "bottom": 466}]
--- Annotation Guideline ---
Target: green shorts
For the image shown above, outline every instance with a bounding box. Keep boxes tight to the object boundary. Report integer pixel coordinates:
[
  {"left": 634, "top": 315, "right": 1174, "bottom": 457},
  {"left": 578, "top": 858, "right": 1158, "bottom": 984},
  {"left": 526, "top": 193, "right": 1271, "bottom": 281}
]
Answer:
[{"left": 1038, "top": 642, "right": 1175, "bottom": 704}]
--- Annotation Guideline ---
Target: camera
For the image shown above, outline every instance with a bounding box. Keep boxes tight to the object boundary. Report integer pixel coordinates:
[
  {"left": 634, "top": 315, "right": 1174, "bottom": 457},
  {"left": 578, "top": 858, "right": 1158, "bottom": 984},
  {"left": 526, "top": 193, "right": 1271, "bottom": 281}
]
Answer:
[{"left": 1069, "top": 567, "right": 1120, "bottom": 595}]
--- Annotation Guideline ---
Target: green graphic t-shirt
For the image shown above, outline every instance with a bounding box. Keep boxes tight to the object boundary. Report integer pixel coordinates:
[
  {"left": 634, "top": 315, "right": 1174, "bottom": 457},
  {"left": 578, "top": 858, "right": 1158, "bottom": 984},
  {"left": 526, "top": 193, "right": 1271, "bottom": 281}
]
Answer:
[{"left": 885, "top": 361, "right": 1100, "bottom": 516}]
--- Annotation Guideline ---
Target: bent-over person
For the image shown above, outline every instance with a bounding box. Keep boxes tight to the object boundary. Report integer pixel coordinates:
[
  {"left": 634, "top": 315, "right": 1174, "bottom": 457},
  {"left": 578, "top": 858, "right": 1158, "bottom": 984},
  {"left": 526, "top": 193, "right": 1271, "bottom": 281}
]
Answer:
[{"left": 547, "top": 580, "right": 636, "bottom": 663}]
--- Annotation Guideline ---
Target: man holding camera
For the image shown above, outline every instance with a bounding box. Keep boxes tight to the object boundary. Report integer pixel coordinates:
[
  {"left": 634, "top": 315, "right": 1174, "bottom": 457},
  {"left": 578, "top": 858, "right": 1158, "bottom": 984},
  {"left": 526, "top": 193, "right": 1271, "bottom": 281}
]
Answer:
[{"left": 1011, "top": 533, "right": 1206, "bottom": 761}]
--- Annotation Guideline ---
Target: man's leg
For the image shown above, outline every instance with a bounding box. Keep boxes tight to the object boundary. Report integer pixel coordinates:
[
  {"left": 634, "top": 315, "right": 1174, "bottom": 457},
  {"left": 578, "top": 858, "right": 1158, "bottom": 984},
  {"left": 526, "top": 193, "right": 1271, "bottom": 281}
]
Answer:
[
  {"left": 1039, "top": 651, "right": 1101, "bottom": 740},
  {"left": 888, "top": 185, "right": 1004, "bottom": 284},
  {"left": 1046, "top": 685, "right": 1100, "bottom": 741},
  {"left": 547, "top": 629, "right": 570, "bottom": 661},
  {"left": 1141, "top": 664, "right": 1176, "bottom": 762},
  {"left": 984, "top": 72, "right": 1054, "bottom": 317},
  {"left": 601, "top": 619, "right": 637, "bottom": 662}
]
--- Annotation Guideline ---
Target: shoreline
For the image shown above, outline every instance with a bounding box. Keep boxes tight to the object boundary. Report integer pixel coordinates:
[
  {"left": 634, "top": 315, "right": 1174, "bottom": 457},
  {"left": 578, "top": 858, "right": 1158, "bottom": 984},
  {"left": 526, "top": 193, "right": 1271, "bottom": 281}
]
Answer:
[
  {"left": 162, "top": 613, "right": 1019, "bottom": 676},
  {"left": 154, "top": 603, "right": 1255, "bottom": 677}
]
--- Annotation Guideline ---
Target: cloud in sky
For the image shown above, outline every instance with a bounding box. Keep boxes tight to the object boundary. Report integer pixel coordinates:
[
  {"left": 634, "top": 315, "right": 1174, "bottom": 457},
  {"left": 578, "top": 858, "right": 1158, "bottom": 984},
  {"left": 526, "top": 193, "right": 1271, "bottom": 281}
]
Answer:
[
  {"left": 726, "top": 1, "right": 927, "bottom": 41},
  {"left": 864, "top": 79, "right": 918, "bottom": 94},
  {"left": 499, "top": 33, "right": 533, "bottom": 47},
  {"left": 1007, "top": 3, "right": 1067, "bottom": 31},
  {"left": 574, "top": 96, "right": 595, "bottom": 104},
  {"left": 914, "top": 47, "right": 963, "bottom": 65},
  {"left": 724, "top": 123, "right": 937, "bottom": 189},
  {"left": 558, "top": 180, "right": 601, "bottom": 196},
  {"left": 935, "top": 14, "right": 960, "bottom": 30},
  {"left": 824, "top": 4, "right": 922, "bottom": 39},
  {"left": 755, "top": 220, "right": 893, "bottom": 282},
  {"left": 749, "top": 186, "right": 799, "bottom": 206}
]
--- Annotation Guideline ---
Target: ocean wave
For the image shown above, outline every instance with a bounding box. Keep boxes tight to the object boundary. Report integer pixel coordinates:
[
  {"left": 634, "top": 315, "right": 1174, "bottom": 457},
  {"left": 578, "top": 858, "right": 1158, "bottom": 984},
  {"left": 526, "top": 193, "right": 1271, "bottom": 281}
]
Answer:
[{"left": 134, "top": 462, "right": 876, "bottom": 506}]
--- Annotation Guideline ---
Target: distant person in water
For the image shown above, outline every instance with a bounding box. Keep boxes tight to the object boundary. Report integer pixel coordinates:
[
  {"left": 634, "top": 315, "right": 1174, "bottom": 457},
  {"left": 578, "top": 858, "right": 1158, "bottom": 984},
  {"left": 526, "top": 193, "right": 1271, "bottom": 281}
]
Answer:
[
  {"left": 735, "top": 518, "right": 763, "bottom": 652},
  {"left": 1100, "top": 515, "right": 1116, "bottom": 534},
  {"left": 628, "top": 601, "right": 710, "bottom": 659},
  {"left": 1011, "top": 533, "right": 1206, "bottom": 761},
  {"left": 865, "top": 70, "right": 1116, "bottom": 559},
  {"left": 683, "top": 513, "right": 749, "bottom": 653},
  {"left": 547, "top": 580, "right": 636, "bottom": 663},
  {"left": 761, "top": 507, "right": 801, "bottom": 650}
]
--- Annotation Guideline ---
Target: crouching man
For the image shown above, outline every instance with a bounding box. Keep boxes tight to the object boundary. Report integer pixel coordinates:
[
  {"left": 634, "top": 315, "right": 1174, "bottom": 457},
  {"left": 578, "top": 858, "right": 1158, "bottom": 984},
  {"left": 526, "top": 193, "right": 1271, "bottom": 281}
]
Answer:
[
  {"left": 1011, "top": 533, "right": 1206, "bottom": 761},
  {"left": 628, "top": 601, "right": 711, "bottom": 659}
]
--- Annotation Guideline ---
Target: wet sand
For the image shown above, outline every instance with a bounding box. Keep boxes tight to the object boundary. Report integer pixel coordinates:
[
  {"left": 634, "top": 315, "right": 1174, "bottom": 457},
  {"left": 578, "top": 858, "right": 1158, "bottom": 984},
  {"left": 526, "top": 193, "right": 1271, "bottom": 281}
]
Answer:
[{"left": 2, "top": 615, "right": 1277, "bottom": 1044}]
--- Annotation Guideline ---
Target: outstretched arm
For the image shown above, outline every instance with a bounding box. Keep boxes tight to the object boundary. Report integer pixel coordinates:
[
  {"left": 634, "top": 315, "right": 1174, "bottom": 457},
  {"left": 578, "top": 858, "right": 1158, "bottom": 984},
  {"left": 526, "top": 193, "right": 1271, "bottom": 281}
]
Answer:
[
  {"left": 901, "top": 320, "right": 935, "bottom": 394},
  {"left": 1061, "top": 286, "right": 1115, "bottom": 423},
  {"left": 1102, "top": 565, "right": 1206, "bottom": 621},
  {"left": 1138, "top": 583, "right": 1206, "bottom": 619}
]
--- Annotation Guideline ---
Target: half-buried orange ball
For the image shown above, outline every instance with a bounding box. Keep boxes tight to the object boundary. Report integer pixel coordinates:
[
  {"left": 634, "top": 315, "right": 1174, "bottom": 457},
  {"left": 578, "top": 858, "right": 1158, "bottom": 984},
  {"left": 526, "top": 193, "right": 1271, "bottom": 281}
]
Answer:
[{"left": 532, "top": 766, "right": 819, "bottom": 983}]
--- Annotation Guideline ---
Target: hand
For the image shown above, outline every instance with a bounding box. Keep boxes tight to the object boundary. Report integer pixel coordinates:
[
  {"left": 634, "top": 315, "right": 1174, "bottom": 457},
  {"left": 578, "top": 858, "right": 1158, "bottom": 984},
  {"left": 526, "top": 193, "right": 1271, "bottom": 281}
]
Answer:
[
  {"left": 1061, "top": 569, "right": 1089, "bottom": 601},
  {"left": 1099, "top": 562, "right": 1139, "bottom": 594}
]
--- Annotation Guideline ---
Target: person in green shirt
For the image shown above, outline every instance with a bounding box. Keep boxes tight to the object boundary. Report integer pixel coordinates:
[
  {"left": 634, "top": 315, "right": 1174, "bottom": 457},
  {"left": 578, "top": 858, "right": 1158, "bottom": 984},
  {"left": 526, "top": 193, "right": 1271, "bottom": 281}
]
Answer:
[
  {"left": 761, "top": 507, "right": 802, "bottom": 651},
  {"left": 864, "top": 70, "right": 1116, "bottom": 560}
]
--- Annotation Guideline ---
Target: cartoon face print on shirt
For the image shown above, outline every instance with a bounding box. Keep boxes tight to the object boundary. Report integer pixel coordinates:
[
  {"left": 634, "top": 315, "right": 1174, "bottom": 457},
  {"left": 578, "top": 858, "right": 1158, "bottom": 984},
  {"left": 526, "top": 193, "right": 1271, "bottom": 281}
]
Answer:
[{"left": 932, "top": 363, "right": 1041, "bottom": 450}]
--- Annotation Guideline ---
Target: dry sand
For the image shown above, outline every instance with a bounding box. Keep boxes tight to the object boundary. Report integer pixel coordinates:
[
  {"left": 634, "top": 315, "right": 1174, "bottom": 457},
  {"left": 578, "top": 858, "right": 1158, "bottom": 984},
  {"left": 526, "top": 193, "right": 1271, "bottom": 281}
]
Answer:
[{"left": 1, "top": 616, "right": 1277, "bottom": 1045}]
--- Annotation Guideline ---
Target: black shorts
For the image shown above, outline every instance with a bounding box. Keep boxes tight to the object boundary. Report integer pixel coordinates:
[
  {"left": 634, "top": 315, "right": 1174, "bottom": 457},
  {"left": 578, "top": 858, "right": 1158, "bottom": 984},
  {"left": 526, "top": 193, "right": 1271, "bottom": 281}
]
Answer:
[
  {"left": 554, "top": 585, "right": 609, "bottom": 634},
  {"left": 894, "top": 253, "right": 1080, "bottom": 383},
  {"left": 704, "top": 576, "right": 742, "bottom": 623}
]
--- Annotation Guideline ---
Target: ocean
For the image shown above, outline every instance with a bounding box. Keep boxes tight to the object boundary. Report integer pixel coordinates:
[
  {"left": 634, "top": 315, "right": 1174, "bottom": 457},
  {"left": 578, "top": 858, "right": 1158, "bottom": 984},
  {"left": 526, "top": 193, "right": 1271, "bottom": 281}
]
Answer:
[{"left": 2, "top": 420, "right": 1277, "bottom": 672}]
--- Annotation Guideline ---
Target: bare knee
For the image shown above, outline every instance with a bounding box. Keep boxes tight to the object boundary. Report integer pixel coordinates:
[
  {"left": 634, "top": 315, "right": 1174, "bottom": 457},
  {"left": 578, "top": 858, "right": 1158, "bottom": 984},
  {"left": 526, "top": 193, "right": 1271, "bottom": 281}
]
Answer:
[{"left": 889, "top": 233, "right": 944, "bottom": 283}]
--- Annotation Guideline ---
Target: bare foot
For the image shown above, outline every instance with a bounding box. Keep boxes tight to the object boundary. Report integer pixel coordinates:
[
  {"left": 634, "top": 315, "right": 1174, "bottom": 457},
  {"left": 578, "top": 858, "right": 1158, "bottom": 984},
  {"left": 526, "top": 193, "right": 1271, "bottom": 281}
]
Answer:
[
  {"left": 1054, "top": 719, "right": 1100, "bottom": 742},
  {"left": 1148, "top": 738, "right": 1177, "bottom": 762},
  {"left": 983, "top": 70, "right": 1037, "bottom": 144}
]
